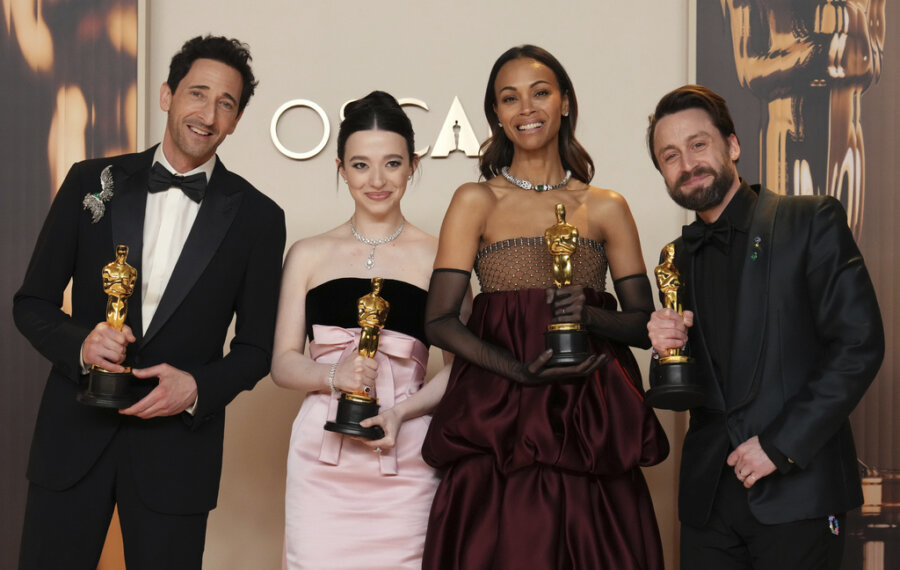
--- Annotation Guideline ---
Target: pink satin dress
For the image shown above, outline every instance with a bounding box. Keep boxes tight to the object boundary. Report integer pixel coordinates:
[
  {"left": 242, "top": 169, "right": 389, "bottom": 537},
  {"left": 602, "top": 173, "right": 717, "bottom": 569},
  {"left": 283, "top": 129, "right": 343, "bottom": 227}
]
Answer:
[{"left": 283, "top": 278, "right": 438, "bottom": 570}]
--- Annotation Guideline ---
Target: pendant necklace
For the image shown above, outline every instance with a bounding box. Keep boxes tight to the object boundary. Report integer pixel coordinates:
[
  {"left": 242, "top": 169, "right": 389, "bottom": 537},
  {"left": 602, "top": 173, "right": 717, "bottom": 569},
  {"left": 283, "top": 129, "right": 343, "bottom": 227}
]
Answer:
[
  {"left": 500, "top": 166, "right": 571, "bottom": 192},
  {"left": 350, "top": 218, "right": 405, "bottom": 270}
]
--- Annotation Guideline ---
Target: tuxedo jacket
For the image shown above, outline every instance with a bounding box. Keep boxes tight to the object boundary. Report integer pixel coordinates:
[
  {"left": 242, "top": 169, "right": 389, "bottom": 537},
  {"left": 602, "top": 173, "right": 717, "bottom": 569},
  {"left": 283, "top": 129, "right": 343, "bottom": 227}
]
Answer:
[
  {"left": 14, "top": 146, "right": 286, "bottom": 514},
  {"left": 667, "top": 183, "right": 883, "bottom": 526}
]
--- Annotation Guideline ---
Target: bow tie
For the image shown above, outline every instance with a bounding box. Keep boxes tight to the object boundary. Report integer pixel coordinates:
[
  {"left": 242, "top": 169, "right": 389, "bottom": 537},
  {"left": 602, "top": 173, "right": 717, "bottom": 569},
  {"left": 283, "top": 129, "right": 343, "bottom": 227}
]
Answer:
[
  {"left": 682, "top": 221, "right": 733, "bottom": 253},
  {"left": 148, "top": 162, "right": 207, "bottom": 203}
]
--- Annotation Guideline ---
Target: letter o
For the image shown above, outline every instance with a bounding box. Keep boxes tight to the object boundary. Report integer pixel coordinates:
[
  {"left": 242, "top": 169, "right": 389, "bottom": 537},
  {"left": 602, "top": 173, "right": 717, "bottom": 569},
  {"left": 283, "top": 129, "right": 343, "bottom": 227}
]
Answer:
[{"left": 270, "top": 99, "right": 330, "bottom": 160}]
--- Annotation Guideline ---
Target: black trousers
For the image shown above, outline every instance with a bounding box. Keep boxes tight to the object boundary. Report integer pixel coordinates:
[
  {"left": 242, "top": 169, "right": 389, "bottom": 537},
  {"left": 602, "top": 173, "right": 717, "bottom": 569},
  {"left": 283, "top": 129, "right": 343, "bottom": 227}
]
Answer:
[
  {"left": 19, "top": 424, "right": 208, "bottom": 570},
  {"left": 681, "top": 465, "right": 845, "bottom": 570}
]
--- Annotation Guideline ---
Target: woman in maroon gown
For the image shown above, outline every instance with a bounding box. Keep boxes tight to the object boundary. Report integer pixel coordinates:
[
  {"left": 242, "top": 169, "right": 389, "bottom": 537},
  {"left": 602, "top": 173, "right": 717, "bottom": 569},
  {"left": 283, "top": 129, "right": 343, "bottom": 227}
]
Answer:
[{"left": 422, "top": 45, "right": 669, "bottom": 569}]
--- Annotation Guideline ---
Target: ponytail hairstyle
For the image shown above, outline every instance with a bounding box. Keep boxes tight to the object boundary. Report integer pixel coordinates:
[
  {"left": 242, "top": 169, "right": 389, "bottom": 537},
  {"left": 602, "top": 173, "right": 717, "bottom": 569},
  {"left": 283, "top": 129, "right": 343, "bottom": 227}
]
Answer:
[{"left": 337, "top": 90, "right": 415, "bottom": 163}]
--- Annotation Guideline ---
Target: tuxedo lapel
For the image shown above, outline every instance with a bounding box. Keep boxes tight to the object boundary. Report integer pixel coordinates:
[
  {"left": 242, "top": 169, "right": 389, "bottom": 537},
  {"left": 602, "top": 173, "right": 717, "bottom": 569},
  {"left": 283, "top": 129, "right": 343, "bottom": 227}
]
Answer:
[
  {"left": 726, "top": 189, "right": 779, "bottom": 410},
  {"left": 142, "top": 160, "right": 243, "bottom": 345},
  {"left": 109, "top": 148, "right": 154, "bottom": 339}
]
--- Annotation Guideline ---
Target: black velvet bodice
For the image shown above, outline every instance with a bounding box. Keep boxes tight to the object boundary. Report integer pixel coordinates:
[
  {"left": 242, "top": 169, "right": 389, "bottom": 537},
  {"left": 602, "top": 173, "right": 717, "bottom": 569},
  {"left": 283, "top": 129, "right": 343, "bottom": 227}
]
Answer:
[{"left": 305, "top": 277, "right": 429, "bottom": 347}]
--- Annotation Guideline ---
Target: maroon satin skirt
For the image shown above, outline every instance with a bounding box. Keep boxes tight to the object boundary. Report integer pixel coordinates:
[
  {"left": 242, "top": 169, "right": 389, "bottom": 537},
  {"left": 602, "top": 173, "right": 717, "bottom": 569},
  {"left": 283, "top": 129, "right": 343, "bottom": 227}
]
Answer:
[{"left": 422, "top": 288, "right": 669, "bottom": 570}]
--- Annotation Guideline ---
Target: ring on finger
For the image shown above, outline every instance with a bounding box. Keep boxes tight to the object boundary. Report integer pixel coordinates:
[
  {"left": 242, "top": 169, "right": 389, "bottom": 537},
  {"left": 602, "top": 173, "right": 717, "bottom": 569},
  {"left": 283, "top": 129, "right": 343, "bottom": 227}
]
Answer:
[
  {"left": 373, "top": 447, "right": 382, "bottom": 454},
  {"left": 363, "top": 385, "right": 372, "bottom": 395}
]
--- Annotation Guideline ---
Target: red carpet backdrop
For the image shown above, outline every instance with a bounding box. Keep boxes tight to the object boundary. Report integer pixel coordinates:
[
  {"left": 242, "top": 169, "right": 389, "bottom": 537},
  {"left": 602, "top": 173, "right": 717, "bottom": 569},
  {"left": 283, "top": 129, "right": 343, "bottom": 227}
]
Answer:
[
  {"left": 0, "top": 1, "right": 137, "bottom": 567},
  {"left": 698, "top": 2, "right": 897, "bottom": 568}
]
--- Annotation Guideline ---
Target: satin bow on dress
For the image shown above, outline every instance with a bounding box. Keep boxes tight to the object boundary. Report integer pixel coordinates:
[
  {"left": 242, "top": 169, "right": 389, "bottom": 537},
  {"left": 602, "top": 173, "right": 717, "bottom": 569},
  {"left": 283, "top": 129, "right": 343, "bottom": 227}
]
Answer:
[{"left": 308, "top": 325, "right": 429, "bottom": 475}]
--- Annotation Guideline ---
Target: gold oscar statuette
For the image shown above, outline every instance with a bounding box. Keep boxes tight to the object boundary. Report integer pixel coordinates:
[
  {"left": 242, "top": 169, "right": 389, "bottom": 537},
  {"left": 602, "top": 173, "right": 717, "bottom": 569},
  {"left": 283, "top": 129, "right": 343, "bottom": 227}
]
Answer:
[
  {"left": 77, "top": 244, "right": 142, "bottom": 408},
  {"left": 543, "top": 204, "right": 591, "bottom": 366},
  {"left": 324, "top": 277, "right": 388, "bottom": 439},
  {"left": 645, "top": 243, "right": 704, "bottom": 411}
]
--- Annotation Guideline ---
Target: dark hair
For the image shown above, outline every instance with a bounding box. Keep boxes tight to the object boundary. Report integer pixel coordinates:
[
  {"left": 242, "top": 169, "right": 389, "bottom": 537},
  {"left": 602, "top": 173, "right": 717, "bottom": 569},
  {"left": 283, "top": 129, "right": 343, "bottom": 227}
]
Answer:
[
  {"left": 479, "top": 45, "right": 594, "bottom": 183},
  {"left": 336, "top": 91, "right": 415, "bottom": 162},
  {"left": 167, "top": 35, "right": 258, "bottom": 113},
  {"left": 646, "top": 84, "right": 737, "bottom": 170}
]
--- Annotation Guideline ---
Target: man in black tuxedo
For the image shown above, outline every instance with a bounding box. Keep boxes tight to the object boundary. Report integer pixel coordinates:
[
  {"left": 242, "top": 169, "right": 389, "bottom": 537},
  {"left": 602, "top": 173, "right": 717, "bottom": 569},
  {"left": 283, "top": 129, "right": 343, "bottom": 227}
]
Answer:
[
  {"left": 14, "top": 36, "right": 285, "bottom": 569},
  {"left": 646, "top": 85, "right": 883, "bottom": 570}
]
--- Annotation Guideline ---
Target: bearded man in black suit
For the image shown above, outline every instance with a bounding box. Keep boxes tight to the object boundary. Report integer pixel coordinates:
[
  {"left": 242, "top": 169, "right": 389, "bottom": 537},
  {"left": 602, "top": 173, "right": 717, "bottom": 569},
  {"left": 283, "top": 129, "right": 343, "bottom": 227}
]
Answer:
[
  {"left": 14, "top": 35, "right": 285, "bottom": 569},
  {"left": 646, "top": 85, "right": 883, "bottom": 570}
]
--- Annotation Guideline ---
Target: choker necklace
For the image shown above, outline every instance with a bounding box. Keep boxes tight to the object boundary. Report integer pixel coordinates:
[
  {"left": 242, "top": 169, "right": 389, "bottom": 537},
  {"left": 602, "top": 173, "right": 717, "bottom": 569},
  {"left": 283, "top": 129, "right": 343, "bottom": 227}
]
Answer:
[
  {"left": 350, "top": 218, "right": 405, "bottom": 270},
  {"left": 501, "top": 166, "right": 571, "bottom": 192}
]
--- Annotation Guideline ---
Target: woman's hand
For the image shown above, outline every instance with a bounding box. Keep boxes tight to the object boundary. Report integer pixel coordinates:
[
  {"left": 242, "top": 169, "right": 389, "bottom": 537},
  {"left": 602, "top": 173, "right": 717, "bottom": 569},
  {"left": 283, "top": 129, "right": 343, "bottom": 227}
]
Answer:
[
  {"left": 546, "top": 285, "right": 585, "bottom": 323},
  {"left": 358, "top": 407, "right": 402, "bottom": 453},
  {"left": 332, "top": 354, "right": 378, "bottom": 394},
  {"left": 512, "top": 349, "right": 608, "bottom": 384}
]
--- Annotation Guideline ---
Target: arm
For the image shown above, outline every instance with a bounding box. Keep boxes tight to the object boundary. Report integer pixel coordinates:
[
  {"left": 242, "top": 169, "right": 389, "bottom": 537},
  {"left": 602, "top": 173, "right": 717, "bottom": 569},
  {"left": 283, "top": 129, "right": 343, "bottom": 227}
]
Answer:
[
  {"left": 360, "top": 354, "right": 453, "bottom": 452},
  {"left": 550, "top": 190, "right": 654, "bottom": 348},
  {"left": 270, "top": 239, "right": 376, "bottom": 396},
  {"left": 13, "top": 160, "right": 96, "bottom": 381},
  {"left": 362, "top": 282, "right": 474, "bottom": 451},
  {"left": 184, "top": 202, "right": 288, "bottom": 422},
  {"left": 759, "top": 197, "right": 883, "bottom": 468}
]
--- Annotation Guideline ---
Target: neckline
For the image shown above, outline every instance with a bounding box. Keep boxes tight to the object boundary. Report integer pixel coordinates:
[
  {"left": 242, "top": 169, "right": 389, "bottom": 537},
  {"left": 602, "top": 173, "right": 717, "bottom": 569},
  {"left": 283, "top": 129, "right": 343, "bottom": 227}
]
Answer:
[
  {"left": 307, "top": 276, "right": 427, "bottom": 296},
  {"left": 476, "top": 235, "right": 605, "bottom": 256}
]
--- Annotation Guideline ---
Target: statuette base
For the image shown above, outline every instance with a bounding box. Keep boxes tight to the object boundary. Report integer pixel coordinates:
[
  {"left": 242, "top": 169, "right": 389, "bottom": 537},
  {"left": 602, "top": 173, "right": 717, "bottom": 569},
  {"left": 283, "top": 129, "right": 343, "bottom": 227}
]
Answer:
[
  {"left": 646, "top": 361, "right": 705, "bottom": 411},
  {"left": 324, "top": 393, "right": 385, "bottom": 439},
  {"left": 77, "top": 367, "right": 142, "bottom": 409},
  {"left": 544, "top": 327, "right": 591, "bottom": 367}
]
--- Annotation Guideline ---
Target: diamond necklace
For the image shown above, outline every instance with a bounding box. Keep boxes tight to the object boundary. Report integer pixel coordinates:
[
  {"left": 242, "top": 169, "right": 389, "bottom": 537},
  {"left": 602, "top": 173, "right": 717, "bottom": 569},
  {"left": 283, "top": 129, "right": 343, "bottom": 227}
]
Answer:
[
  {"left": 500, "top": 166, "right": 572, "bottom": 192},
  {"left": 350, "top": 218, "right": 405, "bottom": 270}
]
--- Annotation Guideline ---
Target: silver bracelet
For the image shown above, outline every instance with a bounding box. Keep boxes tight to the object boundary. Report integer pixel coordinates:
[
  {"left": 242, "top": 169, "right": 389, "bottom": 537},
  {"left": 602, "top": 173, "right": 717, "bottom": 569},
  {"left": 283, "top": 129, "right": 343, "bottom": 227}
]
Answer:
[{"left": 327, "top": 363, "right": 339, "bottom": 393}]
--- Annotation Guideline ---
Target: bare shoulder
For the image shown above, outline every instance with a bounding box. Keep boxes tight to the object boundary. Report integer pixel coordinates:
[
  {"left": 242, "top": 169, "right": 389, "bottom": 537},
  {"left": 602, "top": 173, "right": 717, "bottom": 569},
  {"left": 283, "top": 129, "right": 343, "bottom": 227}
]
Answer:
[
  {"left": 401, "top": 223, "right": 439, "bottom": 252},
  {"left": 585, "top": 185, "right": 631, "bottom": 213},
  {"left": 285, "top": 226, "right": 347, "bottom": 268},
  {"left": 450, "top": 181, "right": 498, "bottom": 208}
]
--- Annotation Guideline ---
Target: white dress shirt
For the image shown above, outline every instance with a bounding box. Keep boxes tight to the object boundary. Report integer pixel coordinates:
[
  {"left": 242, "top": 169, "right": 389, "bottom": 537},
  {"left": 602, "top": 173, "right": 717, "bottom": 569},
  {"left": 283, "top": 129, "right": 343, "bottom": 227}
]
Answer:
[{"left": 141, "top": 148, "right": 216, "bottom": 334}]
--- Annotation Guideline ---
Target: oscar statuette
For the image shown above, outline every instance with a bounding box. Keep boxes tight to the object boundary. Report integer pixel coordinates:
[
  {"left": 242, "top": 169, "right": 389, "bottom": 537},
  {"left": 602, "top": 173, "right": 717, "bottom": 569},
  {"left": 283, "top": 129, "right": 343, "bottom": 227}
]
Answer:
[
  {"left": 77, "top": 244, "right": 141, "bottom": 408},
  {"left": 544, "top": 203, "right": 591, "bottom": 366},
  {"left": 645, "top": 243, "right": 705, "bottom": 410},
  {"left": 324, "top": 277, "right": 387, "bottom": 439}
]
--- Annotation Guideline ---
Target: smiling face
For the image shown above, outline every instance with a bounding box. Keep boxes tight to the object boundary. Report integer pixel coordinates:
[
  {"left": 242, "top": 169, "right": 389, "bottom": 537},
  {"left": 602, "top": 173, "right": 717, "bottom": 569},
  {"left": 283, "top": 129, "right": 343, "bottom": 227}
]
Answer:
[
  {"left": 492, "top": 57, "right": 569, "bottom": 153},
  {"left": 653, "top": 107, "right": 741, "bottom": 220},
  {"left": 337, "top": 129, "right": 417, "bottom": 215},
  {"left": 159, "top": 58, "right": 243, "bottom": 172}
]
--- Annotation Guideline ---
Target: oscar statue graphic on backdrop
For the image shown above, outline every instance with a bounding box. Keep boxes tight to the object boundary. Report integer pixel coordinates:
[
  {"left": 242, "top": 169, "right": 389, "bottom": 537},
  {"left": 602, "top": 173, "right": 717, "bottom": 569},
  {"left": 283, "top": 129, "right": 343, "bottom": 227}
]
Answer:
[
  {"left": 718, "top": 0, "right": 886, "bottom": 239},
  {"left": 544, "top": 203, "right": 590, "bottom": 366},
  {"left": 324, "top": 277, "right": 387, "bottom": 439},
  {"left": 77, "top": 244, "right": 140, "bottom": 408},
  {"left": 646, "top": 242, "right": 704, "bottom": 410}
]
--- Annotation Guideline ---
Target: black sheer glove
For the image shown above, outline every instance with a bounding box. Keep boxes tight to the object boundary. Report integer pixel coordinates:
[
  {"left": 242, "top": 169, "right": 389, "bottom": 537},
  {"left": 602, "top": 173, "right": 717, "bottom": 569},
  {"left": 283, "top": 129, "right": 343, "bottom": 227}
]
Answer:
[
  {"left": 548, "top": 273, "right": 654, "bottom": 349},
  {"left": 426, "top": 268, "right": 606, "bottom": 384}
]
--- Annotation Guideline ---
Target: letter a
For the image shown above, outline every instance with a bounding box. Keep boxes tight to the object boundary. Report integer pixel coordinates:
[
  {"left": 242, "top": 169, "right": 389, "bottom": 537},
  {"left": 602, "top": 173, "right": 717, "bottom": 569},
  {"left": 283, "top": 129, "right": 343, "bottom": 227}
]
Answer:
[{"left": 431, "top": 97, "right": 481, "bottom": 157}]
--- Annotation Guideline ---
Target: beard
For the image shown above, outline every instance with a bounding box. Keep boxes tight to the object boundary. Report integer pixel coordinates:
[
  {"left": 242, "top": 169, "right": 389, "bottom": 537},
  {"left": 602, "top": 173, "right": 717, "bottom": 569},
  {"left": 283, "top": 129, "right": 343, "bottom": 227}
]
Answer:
[{"left": 666, "top": 164, "right": 735, "bottom": 212}]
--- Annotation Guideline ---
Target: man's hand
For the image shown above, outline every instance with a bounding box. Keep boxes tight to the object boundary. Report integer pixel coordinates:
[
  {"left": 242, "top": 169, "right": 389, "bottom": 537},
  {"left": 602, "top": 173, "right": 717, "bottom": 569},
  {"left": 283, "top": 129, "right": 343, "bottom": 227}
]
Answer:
[
  {"left": 120, "top": 364, "right": 198, "bottom": 419},
  {"left": 647, "top": 308, "right": 694, "bottom": 357},
  {"left": 82, "top": 322, "right": 136, "bottom": 372},
  {"left": 727, "top": 435, "right": 777, "bottom": 489}
]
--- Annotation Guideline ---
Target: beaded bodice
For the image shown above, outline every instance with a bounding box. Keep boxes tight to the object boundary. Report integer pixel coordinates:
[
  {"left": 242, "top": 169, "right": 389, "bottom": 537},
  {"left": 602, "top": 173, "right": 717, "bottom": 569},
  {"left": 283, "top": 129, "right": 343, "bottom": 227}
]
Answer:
[{"left": 474, "top": 236, "right": 608, "bottom": 293}]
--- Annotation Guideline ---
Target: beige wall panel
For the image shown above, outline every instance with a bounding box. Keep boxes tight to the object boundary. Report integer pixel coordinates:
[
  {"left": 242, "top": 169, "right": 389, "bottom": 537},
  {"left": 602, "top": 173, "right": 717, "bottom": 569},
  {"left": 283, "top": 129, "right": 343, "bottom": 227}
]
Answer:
[{"left": 145, "top": 2, "right": 692, "bottom": 568}]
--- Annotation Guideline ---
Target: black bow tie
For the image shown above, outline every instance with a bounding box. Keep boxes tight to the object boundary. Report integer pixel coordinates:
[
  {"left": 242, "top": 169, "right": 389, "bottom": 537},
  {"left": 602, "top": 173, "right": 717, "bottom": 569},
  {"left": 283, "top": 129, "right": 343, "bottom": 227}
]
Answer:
[
  {"left": 682, "top": 221, "right": 733, "bottom": 253},
  {"left": 148, "top": 162, "right": 207, "bottom": 203}
]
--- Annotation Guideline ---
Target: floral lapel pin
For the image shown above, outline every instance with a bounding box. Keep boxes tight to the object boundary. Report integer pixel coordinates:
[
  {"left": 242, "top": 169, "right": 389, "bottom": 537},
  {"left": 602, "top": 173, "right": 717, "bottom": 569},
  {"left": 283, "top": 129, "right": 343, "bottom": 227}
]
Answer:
[
  {"left": 82, "top": 165, "right": 114, "bottom": 223},
  {"left": 750, "top": 236, "right": 762, "bottom": 261}
]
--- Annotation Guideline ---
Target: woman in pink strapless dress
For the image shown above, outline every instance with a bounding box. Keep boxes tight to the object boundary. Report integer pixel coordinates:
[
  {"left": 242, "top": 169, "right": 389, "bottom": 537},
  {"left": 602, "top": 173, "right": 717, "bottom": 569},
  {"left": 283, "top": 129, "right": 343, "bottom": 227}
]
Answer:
[{"left": 271, "top": 91, "right": 460, "bottom": 569}]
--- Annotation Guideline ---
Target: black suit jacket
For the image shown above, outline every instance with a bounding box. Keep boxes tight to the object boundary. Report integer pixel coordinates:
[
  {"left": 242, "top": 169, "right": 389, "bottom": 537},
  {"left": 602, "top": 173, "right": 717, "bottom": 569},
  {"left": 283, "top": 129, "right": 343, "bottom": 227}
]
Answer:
[
  {"left": 666, "top": 183, "right": 883, "bottom": 526},
  {"left": 14, "top": 146, "right": 286, "bottom": 514}
]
